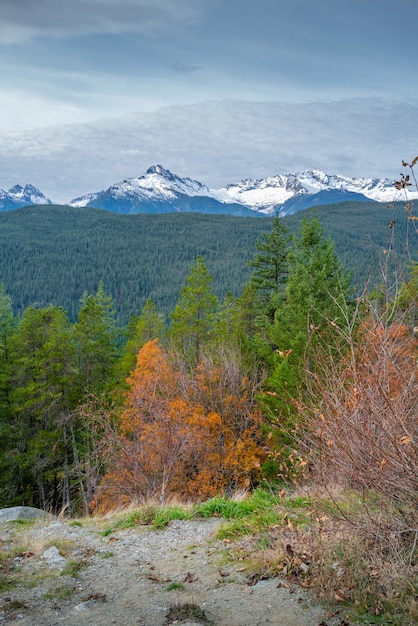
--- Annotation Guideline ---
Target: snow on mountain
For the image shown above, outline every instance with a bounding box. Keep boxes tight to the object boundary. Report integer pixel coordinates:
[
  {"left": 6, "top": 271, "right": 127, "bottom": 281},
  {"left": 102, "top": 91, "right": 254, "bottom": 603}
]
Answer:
[
  {"left": 211, "top": 170, "right": 413, "bottom": 215},
  {"left": 3, "top": 166, "right": 411, "bottom": 215},
  {"left": 70, "top": 165, "right": 209, "bottom": 208},
  {"left": 69, "top": 165, "right": 414, "bottom": 217},
  {"left": 0, "top": 184, "right": 51, "bottom": 211}
]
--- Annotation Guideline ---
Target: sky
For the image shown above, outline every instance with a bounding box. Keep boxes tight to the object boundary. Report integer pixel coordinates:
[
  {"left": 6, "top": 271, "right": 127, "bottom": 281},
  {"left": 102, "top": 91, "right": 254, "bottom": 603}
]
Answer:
[{"left": 1, "top": 0, "right": 418, "bottom": 202}]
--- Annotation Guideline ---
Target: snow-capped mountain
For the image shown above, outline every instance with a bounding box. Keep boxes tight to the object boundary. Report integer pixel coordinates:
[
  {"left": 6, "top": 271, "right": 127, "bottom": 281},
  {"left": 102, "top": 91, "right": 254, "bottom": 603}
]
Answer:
[
  {"left": 0, "top": 184, "right": 51, "bottom": 211},
  {"left": 70, "top": 165, "right": 255, "bottom": 216},
  {"left": 2, "top": 166, "right": 414, "bottom": 215},
  {"left": 212, "top": 170, "right": 411, "bottom": 215},
  {"left": 69, "top": 165, "right": 414, "bottom": 216}
]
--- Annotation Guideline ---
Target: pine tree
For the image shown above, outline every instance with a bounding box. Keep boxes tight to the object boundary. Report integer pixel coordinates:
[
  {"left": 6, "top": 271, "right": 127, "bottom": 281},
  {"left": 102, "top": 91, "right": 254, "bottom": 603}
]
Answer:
[
  {"left": 260, "top": 217, "right": 352, "bottom": 476},
  {"left": 117, "top": 298, "right": 165, "bottom": 381},
  {"left": 73, "top": 282, "right": 119, "bottom": 394},
  {"left": 8, "top": 305, "right": 76, "bottom": 509},
  {"left": 248, "top": 214, "right": 291, "bottom": 321},
  {"left": 169, "top": 257, "right": 219, "bottom": 365}
]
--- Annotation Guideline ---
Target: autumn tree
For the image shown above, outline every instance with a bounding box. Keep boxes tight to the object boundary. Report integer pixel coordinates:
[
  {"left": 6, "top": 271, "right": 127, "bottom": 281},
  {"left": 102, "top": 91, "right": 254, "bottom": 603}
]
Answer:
[
  {"left": 299, "top": 302, "right": 418, "bottom": 554},
  {"left": 92, "top": 340, "right": 265, "bottom": 512}
]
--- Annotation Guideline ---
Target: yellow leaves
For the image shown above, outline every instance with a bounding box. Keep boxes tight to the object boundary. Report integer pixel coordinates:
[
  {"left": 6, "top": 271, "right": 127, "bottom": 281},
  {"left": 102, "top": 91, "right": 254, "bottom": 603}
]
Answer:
[
  {"left": 276, "top": 349, "right": 293, "bottom": 359},
  {"left": 94, "top": 340, "right": 265, "bottom": 511},
  {"left": 400, "top": 435, "right": 412, "bottom": 445}
]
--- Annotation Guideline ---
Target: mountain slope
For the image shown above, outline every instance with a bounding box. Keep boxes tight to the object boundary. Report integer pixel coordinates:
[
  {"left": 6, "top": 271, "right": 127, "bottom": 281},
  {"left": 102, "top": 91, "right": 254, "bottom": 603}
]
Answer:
[
  {"left": 70, "top": 165, "right": 257, "bottom": 216},
  {"left": 0, "top": 184, "right": 51, "bottom": 211},
  {"left": 0, "top": 201, "right": 413, "bottom": 324},
  {"left": 70, "top": 165, "right": 412, "bottom": 216},
  {"left": 212, "top": 170, "right": 408, "bottom": 214},
  {"left": 2, "top": 165, "right": 414, "bottom": 215}
]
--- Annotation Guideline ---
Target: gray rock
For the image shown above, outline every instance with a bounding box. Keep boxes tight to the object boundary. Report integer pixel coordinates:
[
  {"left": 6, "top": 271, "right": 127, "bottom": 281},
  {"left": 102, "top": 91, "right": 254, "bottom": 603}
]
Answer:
[
  {"left": 0, "top": 506, "right": 56, "bottom": 523},
  {"left": 42, "top": 546, "right": 67, "bottom": 568},
  {"left": 74, "top": 601, "right": 94, "bottom": 611}
]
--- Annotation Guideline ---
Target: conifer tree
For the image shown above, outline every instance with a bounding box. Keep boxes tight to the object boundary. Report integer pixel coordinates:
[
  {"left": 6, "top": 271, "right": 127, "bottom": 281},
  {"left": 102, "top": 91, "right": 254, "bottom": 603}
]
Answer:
[
  {"left": 248, "top": 214, "right": 291, "bottom": 321},
  {"left": 0, "top": 284, "right": 18, "bottom": 506},
  {"left": 73, "top": 282, "right": 119, "bottom": 394},
  {"left": 169, "top": 257, "right": 219, "bottom": 365},
  {"left": 8, "top": 305, "right": 76, "bottom": 509},
  {"left": 260, "top": 217, "right": 352, "bottom": 475},
  {"left": 117, "top": 298, "right": 165, "bottom": 380}
]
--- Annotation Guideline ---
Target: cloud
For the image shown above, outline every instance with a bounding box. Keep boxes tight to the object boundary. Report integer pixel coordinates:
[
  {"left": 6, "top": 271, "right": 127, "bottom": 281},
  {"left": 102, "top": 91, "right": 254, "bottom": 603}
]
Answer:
[
  {"left": 0, "top": 98, "right": 416, "bottom": 203},
  {"left": 170, "top": 63, "right": 201, "bottom": 73},
  {"left": 0, "top": 0, "right": 202, "bottom": 43}
]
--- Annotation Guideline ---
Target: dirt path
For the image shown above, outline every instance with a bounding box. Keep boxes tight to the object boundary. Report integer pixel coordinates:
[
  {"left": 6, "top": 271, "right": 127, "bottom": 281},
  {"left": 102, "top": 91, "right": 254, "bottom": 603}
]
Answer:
[{"left": 0, "top": 517, "right": 344, "bottom": 626}]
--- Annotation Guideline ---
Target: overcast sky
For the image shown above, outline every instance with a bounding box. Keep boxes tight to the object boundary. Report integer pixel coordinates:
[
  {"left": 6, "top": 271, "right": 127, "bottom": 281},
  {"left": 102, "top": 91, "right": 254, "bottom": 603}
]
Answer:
[{"left": 1, "top": 0, "right": 418, "bottom": 202}]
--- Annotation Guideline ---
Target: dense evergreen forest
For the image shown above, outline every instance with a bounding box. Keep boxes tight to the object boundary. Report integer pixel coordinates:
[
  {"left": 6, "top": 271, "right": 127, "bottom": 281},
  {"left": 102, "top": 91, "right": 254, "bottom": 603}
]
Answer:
[{"left": 0, "top": 201, "right": 412, "bottom": 324}]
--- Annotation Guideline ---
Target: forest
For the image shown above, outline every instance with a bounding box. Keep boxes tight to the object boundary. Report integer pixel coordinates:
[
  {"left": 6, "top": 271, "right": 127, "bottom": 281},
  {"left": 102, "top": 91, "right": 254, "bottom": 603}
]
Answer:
[
  {"left": 0, "top": 200, "right": 412, "bottom": 324},
  {"left": 0, "top": 187, "right": 417, "bottom": 620}
]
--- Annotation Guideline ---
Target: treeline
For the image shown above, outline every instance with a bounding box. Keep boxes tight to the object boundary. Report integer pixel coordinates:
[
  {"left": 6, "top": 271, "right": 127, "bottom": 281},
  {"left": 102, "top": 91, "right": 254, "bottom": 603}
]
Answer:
[
  {"left": 0, "top": 212, "right": 416, "bottom": 520},
  {"left": 0, "top": 201, "right": 412, "bottom": 324}
]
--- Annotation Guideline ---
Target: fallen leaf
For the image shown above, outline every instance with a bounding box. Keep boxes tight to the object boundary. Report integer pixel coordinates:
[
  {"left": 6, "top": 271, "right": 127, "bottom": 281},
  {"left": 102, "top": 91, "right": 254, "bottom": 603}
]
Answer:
[{"left": 182, "top": 572, "right": 198, "bottom": 583}]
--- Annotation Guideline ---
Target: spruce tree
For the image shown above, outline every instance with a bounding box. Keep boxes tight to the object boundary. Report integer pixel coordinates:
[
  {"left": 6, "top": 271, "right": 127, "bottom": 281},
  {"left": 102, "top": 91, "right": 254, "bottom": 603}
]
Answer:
[
  {"left": 248, "top": 213, "right": 291, "bottom": 321},
  {"left": 169, "top": 257, "right": 219, "bottom": 365},
  {"left": 261, "top": 217, "right": 352, "bottom": 469},
  {"left": 73, "top": 282, "right": 119, "bottom": 394}
]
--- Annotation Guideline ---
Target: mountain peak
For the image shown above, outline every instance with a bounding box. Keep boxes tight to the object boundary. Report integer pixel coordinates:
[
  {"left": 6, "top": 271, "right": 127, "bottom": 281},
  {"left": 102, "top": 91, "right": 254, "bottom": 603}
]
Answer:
[
  {"left": 0, "top": 184, "right": 52, "bottom": 209},
  {"left": 146, "top": 164, "right": 174, "bottom": 178},
  {"left": 3, "top": 165, "right": 414, "bottom": 215}
]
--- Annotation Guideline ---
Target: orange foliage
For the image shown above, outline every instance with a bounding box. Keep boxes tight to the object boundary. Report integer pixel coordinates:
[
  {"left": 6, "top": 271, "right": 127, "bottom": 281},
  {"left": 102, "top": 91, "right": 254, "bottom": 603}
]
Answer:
[
  {"left": 307, "top": 318, "right": 417, "bottom": 500},
  {"left": 93, "top": 341, "right": 264, "bottom": 513}
]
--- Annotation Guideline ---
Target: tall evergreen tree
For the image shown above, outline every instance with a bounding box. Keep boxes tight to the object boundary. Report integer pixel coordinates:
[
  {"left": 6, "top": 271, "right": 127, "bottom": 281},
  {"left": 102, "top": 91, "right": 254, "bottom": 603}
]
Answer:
[
  {"left": 248, "top": 214, "right": 291, "bottom": 321},
  {"left": 0, "top": 285, "right": 18, "bottom": 506},
  {"left": 0, "top": 283, "right": 16, "bottom": 409},
  {"left": 73, "top": 282, "right": 119, "bottom": 394},
  {"left": 169, "top": 257, "right": 219, "bottom": 365},
  {"left": 8, "top": 306, "right": 76, "bottom": 509},
  {"left": 116, "top": 298, "right": 165, "bottom": 381},
  {"left": 261, "top": 217, "right": 352, "bottom": 464}
]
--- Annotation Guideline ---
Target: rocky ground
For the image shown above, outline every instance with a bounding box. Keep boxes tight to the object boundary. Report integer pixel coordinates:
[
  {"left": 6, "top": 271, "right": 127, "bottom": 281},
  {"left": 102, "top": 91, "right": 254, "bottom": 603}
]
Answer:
[{"left": 0, "top": 514, "right": 347, "bottom": 626}]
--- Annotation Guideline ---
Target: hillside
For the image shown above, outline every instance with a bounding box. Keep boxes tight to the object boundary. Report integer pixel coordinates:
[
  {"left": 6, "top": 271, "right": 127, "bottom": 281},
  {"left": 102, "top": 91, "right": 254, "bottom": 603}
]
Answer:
[{"left": 0, "top": 201, "right": 413, "bottom": 324}]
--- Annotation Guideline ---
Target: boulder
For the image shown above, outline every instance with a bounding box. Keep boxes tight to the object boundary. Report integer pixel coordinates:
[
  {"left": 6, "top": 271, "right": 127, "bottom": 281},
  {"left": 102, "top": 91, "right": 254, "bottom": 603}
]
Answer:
[{"left": 0, "top": 506, "right": 56, "bottom": 523}]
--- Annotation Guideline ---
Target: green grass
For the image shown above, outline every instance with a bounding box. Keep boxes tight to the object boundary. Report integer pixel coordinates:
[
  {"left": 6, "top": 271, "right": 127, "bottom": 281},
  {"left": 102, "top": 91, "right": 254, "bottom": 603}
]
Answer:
[
  {"left": 98, "top": 551, "right": 114, "bottom": 559},
  {"left": 43, "top": 585, "right": 74, "bottom": 601},
  {"left": 60, "top": 559, "right": 89, "bottom": 578},
  {"left": 9, "top": 519, "right": 36, "bottom": 527},
  {"left": 151, "top": 506, "right": 192, "bottom": 529},
  {"left": 166, "top": 582, "right": 185, "bottom": 591},
  {"left": 114, "top": 505, "right": 192, "bottom": 530},
  {"left": 194, "top": 497, "right": 254, "bottom": 519}
]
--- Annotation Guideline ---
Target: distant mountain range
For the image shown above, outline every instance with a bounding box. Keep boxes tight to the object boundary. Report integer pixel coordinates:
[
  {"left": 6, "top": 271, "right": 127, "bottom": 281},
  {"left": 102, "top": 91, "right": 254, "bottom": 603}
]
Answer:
[
  {"left": 0, "top": 184, "right": 51, "bottom": 211},
  {"left": 2, "top": 165, "right": 414, "bottom": 215}
]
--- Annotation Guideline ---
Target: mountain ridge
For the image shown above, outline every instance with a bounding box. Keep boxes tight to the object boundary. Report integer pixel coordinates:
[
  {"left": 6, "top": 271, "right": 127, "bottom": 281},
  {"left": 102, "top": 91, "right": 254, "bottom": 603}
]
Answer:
[
  {"left": 0, "top": 184, "right": 51, "bottom": 211},
  {"left": 2, "top": 165, "right": 415, "bottom": 215}
]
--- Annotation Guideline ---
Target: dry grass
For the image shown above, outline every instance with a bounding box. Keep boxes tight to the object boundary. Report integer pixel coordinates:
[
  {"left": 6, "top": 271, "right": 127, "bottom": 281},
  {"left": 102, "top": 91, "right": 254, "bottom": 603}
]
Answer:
[{"left": 239, "top": 484, "right": 418, "bottom": 623}]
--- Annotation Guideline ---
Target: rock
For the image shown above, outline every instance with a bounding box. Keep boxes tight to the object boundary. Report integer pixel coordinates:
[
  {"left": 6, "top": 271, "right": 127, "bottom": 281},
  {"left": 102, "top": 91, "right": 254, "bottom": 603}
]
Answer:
[
  {"left": 74, "top": 601, "right": 94, "bottom": 611},
  {"left": 0, "top": 506, "right": 56, "bottom": 523},
  {"left": 42, "top": 546, "right": 67, "bottom": 568}
]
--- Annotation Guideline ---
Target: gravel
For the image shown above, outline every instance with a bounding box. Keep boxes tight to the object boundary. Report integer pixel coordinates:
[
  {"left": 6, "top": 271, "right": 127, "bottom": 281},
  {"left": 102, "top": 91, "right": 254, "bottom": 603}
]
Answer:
[{"left": 0, "top": 517, "right": 344, "bottom": 626}]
